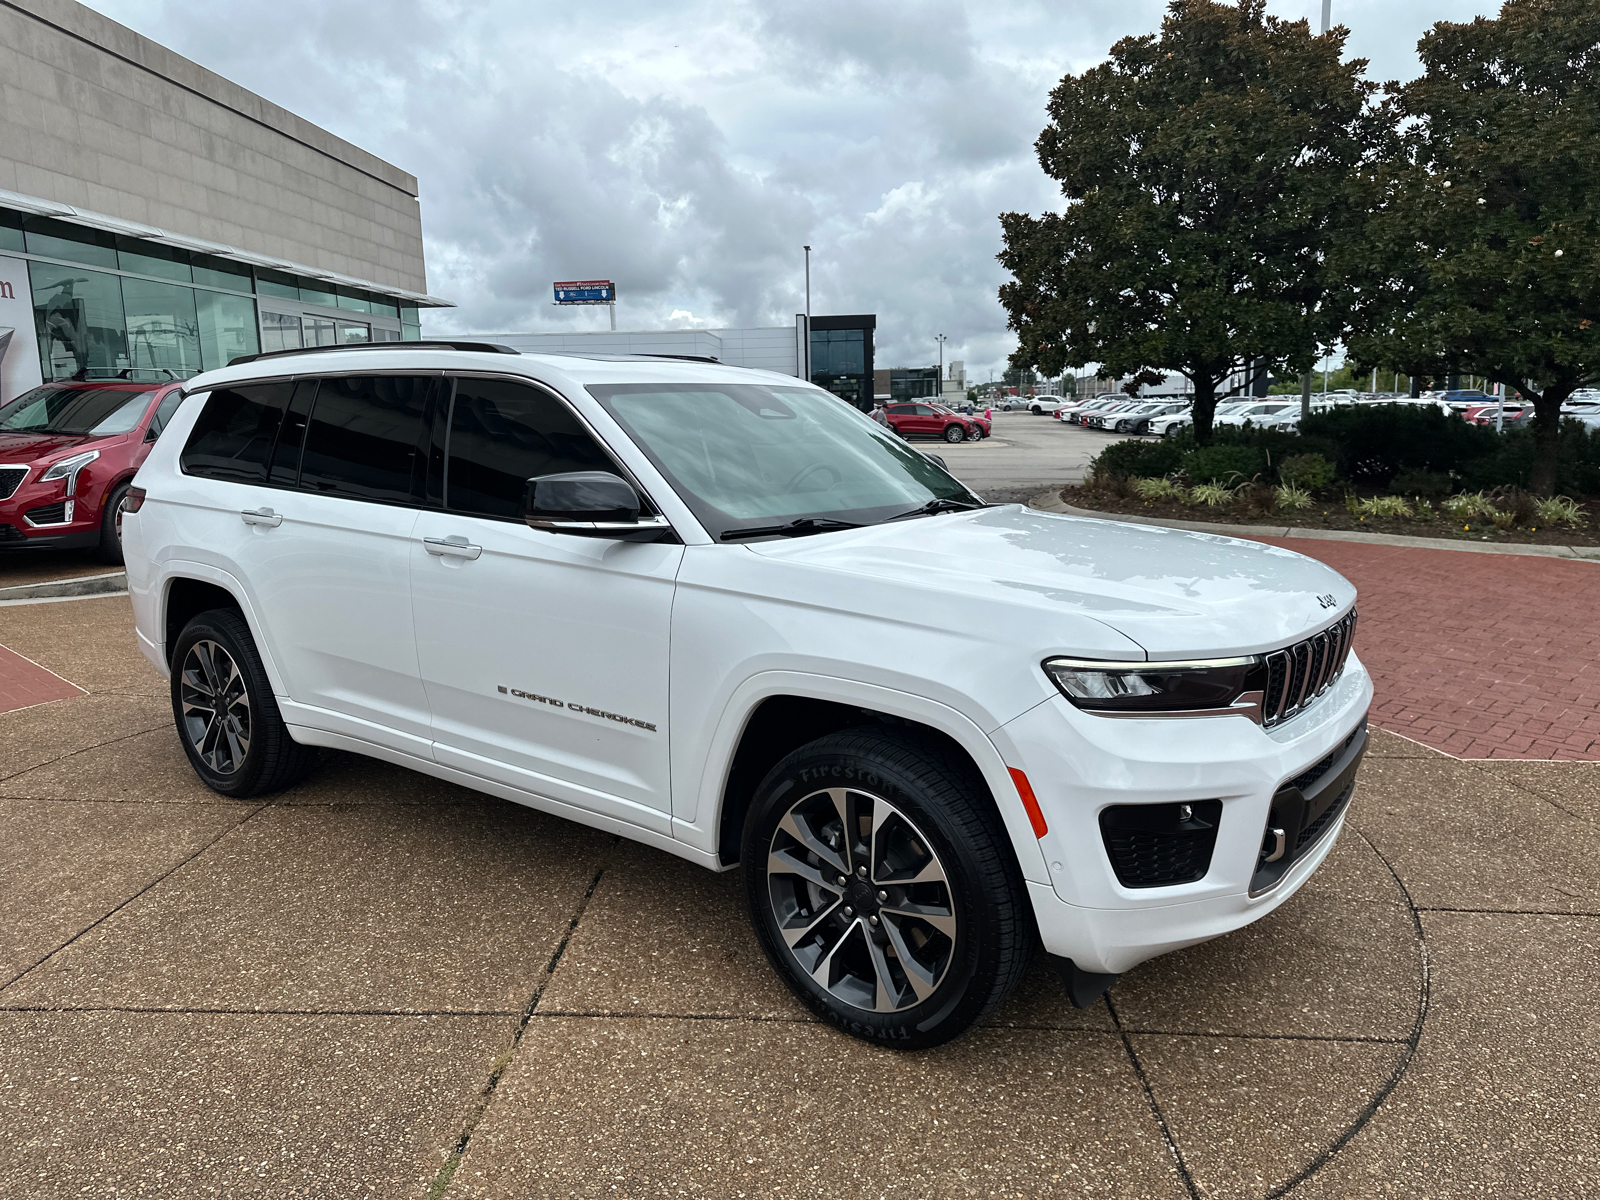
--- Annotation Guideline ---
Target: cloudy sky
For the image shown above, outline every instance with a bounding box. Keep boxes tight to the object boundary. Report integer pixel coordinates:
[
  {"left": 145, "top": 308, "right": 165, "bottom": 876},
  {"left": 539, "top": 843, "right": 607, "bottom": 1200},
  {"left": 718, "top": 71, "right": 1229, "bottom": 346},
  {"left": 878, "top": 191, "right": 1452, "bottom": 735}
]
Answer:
[{"left": 88, "top": 0, "right": 1497, "bottom": 381}]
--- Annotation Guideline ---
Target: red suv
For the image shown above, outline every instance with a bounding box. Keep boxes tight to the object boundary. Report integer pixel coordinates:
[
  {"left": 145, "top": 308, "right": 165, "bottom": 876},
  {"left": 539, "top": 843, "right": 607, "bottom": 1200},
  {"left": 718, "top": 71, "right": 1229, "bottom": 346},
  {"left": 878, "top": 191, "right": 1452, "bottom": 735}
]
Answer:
[
  {"left": 884, "top": 402, "right": 985, "bottom": 442},
  {"left": 0, "top": 377, "right": 186, "bottom": 563}
]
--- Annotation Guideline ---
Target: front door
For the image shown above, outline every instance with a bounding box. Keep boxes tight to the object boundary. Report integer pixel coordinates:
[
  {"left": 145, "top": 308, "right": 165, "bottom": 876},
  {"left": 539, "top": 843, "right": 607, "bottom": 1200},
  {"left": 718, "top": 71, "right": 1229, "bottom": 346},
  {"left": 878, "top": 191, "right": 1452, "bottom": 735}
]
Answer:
[{"left": 410, "top": 374, "right": 681, "bottom": 832}]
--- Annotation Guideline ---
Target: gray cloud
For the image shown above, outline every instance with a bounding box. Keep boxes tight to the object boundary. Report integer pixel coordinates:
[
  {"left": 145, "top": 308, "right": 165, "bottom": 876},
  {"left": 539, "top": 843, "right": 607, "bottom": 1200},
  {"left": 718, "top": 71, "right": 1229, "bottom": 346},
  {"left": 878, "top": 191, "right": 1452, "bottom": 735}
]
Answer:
[{"left": 87, "top": 0, "right": 1499, "bottom": 380}]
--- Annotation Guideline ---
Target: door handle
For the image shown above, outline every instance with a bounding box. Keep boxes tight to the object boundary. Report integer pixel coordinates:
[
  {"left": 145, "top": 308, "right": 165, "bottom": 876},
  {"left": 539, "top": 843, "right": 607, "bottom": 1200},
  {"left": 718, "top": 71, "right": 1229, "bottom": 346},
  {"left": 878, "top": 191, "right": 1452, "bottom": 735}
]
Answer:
[
  {"left": 423, "top": 535, "right": 482, "bottom": 560},
  {"left": 240, "top": 507, "right": 283, "bottom": 527}
]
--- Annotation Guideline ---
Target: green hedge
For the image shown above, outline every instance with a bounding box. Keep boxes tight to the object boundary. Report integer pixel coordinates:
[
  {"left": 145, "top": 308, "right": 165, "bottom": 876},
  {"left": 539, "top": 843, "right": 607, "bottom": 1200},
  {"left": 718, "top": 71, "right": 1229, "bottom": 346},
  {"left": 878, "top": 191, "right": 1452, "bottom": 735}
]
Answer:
[{"left": 1089, "top": 438, "right": 1183, "bottom": 478}]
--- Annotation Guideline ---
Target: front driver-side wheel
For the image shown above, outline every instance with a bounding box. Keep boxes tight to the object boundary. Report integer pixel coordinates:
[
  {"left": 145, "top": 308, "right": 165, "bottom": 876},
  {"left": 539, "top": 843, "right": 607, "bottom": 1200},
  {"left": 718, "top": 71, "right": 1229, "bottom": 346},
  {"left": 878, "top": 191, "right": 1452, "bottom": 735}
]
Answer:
[
  {"left": 95, "top": 481, "right": 131, "bottom": 564},
  {"left": 170, "top": 607, "right": 318, "bottom": 797},
  {"left": 743, "top": 726, "right": 1031, "bottom": 1049}
]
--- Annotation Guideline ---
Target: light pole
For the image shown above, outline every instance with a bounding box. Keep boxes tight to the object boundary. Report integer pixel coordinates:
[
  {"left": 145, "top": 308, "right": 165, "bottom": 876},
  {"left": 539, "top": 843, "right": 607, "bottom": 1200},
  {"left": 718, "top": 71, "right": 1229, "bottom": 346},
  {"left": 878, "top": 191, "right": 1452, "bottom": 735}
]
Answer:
[
  {"left": 935, "top": 333, "right": 948, "bottom": 400},
  {"left": 802, "top": 245, "right": 812, "bottom": 382},
  {"left": 1300, "top": 0, "right": 1333, "bottom": 422}
]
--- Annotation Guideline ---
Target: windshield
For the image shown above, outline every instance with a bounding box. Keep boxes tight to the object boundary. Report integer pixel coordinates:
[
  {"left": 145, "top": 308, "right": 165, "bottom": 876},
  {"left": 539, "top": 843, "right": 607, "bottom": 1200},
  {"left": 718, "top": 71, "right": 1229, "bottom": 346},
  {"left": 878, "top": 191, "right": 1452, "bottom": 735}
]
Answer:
[
  {"left": 587, "top": 383, "right": 980, "bottom": 539},
  {"left": 0, "top": 385, "right": 153, "bottom": 436}
]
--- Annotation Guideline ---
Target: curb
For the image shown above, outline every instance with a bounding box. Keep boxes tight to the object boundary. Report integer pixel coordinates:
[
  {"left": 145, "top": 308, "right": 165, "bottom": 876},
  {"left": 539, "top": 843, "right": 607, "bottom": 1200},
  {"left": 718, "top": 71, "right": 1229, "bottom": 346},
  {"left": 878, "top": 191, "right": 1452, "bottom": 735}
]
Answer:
[
  {"left": 1025, "top": 492, "right": 1600, "bottom": 561},
  {"left": 0, "top": 571, "right": 129, "bottom": 602}
]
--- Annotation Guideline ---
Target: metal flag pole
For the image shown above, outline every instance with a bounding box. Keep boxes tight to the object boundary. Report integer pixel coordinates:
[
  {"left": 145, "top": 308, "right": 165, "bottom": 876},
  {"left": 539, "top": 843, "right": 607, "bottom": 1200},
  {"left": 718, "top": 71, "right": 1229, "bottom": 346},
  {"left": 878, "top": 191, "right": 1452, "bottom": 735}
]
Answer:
[{"left": 1301, "top": 0, "right": 1333, "bottom": 422}]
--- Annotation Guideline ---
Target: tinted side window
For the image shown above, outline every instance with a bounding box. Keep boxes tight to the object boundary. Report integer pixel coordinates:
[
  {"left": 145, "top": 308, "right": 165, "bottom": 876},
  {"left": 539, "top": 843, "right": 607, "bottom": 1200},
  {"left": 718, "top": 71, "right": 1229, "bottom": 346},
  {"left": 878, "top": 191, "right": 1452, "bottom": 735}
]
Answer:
[
  {"left": 148, "top": 389, "right": 185, "bottom": 436},
  {"left": 180, "top": 384, "right": 292, "bottom": 483},
  {"left": 446, "top": 378, "right": 615, "bottom": 519},
  {"left": 299, "top": 375, "right": 434, "bottom": 503}
]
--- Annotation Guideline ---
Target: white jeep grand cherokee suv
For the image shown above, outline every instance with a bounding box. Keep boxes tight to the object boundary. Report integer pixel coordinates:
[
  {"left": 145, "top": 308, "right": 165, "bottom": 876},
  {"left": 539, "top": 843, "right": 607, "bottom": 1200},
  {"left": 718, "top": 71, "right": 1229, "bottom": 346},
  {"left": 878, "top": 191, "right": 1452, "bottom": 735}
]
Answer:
[{"left": 122, "top": 342, "right": 1371, "bottom": 1048}]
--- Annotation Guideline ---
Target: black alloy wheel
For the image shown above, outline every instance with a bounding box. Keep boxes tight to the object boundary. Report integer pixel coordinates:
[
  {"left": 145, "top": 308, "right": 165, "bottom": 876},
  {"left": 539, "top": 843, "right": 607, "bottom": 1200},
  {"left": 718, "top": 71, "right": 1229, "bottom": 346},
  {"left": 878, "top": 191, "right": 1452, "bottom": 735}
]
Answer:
[
  {"left": 743, "top": 726, "right": 1031, "bottom": 1049},
  {"left": 170, "top": 607, "right": 319, "bottom": 797}
]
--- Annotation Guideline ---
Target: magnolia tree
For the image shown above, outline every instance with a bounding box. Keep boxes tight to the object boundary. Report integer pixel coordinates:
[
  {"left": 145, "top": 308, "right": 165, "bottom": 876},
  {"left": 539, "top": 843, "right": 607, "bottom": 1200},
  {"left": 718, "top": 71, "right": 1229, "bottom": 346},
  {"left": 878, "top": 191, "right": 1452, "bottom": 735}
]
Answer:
[
  {"left": 998, "top": 0, "right": 1377, "bottom": 443},
  {"left": 1346, "top": 0, "right": 1600, "bottom": 495}
]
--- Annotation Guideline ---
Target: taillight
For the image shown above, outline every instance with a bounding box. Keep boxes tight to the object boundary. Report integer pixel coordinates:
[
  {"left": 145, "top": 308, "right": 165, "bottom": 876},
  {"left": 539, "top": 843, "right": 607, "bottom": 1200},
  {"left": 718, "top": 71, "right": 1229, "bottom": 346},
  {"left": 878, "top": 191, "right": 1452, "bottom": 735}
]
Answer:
[{"left": 123, "top": 486, "right": 147, "bottom": 513}]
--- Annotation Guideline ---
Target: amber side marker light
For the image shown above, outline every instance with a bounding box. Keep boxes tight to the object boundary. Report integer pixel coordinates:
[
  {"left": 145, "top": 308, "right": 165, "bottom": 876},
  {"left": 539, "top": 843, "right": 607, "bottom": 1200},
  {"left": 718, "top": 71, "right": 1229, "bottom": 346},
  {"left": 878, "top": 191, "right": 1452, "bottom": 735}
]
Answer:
[{"left": 1008, "top": 768, "right": 1048, "bottom": 839}]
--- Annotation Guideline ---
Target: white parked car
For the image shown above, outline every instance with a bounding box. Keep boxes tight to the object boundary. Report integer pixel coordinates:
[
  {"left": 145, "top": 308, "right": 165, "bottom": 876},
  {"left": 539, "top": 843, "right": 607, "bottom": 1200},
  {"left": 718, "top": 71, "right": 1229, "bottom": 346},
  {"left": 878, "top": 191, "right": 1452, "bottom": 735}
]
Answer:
[
  {"left": 1148, "top": 400, "right": 1255, "bottom": 437},
  {"left": 122, "top": 342, "right": 1371, "bottom": 1048}
]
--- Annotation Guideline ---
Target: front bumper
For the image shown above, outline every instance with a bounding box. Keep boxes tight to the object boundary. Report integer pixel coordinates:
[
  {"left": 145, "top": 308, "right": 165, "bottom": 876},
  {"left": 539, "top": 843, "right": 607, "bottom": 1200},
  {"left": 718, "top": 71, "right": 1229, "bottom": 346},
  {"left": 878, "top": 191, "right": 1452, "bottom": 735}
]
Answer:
[
  {"left": 0, "top": 468, "right": 107, "bottom": 550},
  {"left": 1000, "top": 655, "right": 1374, "bottom": 974}
]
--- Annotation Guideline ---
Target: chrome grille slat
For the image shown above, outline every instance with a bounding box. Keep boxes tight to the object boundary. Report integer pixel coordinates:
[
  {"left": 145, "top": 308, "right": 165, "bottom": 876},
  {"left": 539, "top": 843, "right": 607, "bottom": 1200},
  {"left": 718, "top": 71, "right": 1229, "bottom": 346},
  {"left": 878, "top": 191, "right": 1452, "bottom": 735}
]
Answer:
[{"left": 1261, "top": 610, "right": 1358, "bottom": 729}]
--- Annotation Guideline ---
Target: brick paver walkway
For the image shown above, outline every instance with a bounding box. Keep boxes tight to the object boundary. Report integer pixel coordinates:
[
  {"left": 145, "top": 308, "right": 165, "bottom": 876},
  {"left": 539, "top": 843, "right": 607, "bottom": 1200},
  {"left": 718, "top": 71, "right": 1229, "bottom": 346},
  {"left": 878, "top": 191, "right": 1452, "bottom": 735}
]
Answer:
[
  {"left": 0, "top": 643, "right": 83, "bottom": 715},
  {"left": 1252, "top": 537, "right": 1600, "bottom": 760}
]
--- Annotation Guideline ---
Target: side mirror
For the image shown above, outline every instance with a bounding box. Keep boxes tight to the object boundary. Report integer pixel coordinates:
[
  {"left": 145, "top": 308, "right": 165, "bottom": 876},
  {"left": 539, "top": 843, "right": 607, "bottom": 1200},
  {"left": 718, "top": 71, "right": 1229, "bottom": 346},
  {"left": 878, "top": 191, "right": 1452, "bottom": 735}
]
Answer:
[{"left": 522, "top": 471, "right": 672, "bottom": 540}]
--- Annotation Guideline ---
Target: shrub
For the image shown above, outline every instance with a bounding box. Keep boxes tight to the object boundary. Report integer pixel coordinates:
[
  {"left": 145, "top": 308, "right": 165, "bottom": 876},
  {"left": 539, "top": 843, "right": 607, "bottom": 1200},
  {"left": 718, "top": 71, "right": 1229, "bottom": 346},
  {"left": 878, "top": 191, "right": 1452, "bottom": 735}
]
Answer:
[
  {"left": 1275, "top": 484, "right": 1313, "bottom": 511},
  {"left": 1188, "top": 482, "right": 1237, "bottom": 507},
  {"left": 1134, "top": 477, "right": 1184, "bottom": 501},
  {"left": 1085, "top": 468, "right": 1137, "bottom": 500},
  {"left": 1091, "top": 438, "right": 1183, "bottom": 479},
  {"left": 1355, "top": 495, "right": 1414, "bottom": 519},
  {"left": 1232, "top": 481, "right": 1280, "bottom": 517},
  {"left": 1278, "top": 453, "right": 1337, "bottom": 492},
  {"left": 1301, "top": 404, "right": 1500, "bottom": 485},
  {"left": 1182, "top": 444, "right": 1265, "bottom": 484},
  {"left": 1388, "top": 468, "right": 1452, "bottom": 499},
  {"left": 1535, "top": 496, "right": 1587, "bottom": 528}
]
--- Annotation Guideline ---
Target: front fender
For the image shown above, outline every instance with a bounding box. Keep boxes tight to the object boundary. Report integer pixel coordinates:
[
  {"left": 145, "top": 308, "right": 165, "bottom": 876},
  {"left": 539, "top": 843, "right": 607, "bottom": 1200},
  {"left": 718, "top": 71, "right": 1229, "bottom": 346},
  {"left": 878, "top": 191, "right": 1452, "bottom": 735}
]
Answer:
[{"left": 671, "top": 670, "right": 1050, "bottom": 887}]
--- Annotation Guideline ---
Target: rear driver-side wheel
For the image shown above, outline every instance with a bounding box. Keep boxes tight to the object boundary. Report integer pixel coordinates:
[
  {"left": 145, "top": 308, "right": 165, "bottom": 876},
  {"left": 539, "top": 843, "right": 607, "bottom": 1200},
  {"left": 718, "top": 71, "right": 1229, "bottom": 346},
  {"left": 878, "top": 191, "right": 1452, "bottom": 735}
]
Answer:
[
  {"left": 170, "top": 608, "right": 318, "bottom": 797},
  {"left": 943, "top": 424, "right": 966, "bottom": 443},
  {"left": 743, "top": 726, "right": 1031, "bottom": 1049}
]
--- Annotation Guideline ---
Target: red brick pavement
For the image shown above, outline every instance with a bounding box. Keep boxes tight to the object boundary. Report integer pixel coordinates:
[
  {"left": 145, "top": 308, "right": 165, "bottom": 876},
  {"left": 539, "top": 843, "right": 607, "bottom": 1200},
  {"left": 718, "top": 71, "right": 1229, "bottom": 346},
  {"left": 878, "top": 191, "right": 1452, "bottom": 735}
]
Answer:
[
  {"left": 1250, "top": 537, "right": 1600, "bottom": 760},
  {"left": 0, "top": 642, "right": 84, "bottom": 715}
]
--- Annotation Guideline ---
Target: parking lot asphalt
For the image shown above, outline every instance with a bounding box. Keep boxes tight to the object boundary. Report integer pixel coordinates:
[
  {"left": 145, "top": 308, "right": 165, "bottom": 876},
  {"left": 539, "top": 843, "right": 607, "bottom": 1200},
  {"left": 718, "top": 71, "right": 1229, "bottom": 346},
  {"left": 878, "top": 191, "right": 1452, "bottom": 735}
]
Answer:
[
  {"left": 1, "top": 595, "right": 1597, "bottom": 1198},
  {"left": 917, "top": 408, "right": 1103, "bottom": 501}
]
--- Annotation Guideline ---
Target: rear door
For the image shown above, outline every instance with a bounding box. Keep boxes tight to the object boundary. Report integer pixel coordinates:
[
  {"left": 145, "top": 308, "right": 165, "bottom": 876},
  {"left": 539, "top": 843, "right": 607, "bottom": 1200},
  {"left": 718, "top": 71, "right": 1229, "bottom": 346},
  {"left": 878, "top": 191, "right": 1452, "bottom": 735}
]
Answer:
[
  {"left": 186, "top": 373, "right": 441, "bottom": 750},
  {"left": 409, "top": 374, "right": 681, "bottom": 831}
]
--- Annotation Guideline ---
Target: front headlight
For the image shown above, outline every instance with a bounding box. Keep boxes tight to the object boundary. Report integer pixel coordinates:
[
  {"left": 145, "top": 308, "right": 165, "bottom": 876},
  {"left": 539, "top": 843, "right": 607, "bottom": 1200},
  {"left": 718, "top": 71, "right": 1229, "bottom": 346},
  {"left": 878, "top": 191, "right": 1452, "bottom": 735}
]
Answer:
[
  {"left": 41, "top": 449, "right": 99, "bottom": 494},
  {"left": 1042, "top": 656, "right": 1264, "bottom": 717}
]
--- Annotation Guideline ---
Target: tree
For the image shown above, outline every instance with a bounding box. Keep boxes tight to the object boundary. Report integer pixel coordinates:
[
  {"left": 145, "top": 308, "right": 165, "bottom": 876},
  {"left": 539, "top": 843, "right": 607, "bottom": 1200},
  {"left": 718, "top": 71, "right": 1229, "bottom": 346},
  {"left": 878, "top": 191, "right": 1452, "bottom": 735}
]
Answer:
[
  {"left": 998, "top": 0, "right": 1378, "bottom": 443},
  {"left": 1344, "top": 0, "right": 1600, "bottom": 494}
]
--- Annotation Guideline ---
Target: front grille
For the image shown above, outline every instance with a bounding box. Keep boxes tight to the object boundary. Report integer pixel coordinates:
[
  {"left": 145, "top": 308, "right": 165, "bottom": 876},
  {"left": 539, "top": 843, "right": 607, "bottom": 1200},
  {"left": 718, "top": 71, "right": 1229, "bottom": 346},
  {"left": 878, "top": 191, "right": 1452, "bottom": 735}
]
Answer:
[
  {"left": 0, "top": 523, "right": 23, "bottom": 542},
  {"left": 0, "top": 468, "right": 25, "bottom": 500},
  {"left": 24, "top": 501, "right": 69, "bottom": 526},
  {"left": 1262, "top": 609, "right": 1358, "bottom": 727},
  {"left": 1100, "top": 799, "right": 1223, "bottom": 888}
]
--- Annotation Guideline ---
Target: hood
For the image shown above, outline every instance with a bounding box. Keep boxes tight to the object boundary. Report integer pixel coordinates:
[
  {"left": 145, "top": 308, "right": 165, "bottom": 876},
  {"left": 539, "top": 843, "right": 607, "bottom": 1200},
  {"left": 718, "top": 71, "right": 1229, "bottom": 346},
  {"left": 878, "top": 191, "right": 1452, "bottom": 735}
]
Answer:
[
  {"left": 0, "top": 430, "right": 110, "bottom": 462},
  {"left": 745, "top": 505, "right": 1355, "bottom": 658}
]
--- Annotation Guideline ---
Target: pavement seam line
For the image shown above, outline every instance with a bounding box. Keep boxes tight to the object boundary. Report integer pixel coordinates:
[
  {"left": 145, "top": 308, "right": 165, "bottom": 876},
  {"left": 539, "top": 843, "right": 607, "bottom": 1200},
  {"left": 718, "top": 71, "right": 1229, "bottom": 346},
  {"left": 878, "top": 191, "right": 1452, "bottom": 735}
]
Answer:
[
  {"left": 1106, "top": 994, "right": 1203, "bottom": 1200},
  {"left": 1471, "top": 765, "right": 1595, "bottom": 824},
  {"left": 1415, "top": 907, "right": 1600, "bottom": 918},
  {"left": 0, "top": 801, "right": 271, "bottom": 997},
  {"left": 0, "top": 717, "right": 171, "bottom": 784},
  {"left": 1263, "top": 829, "right": 1434, "bottom": 1199},
  {"left": 423, "top": 848, "right": 613, "bottom": 1200}
]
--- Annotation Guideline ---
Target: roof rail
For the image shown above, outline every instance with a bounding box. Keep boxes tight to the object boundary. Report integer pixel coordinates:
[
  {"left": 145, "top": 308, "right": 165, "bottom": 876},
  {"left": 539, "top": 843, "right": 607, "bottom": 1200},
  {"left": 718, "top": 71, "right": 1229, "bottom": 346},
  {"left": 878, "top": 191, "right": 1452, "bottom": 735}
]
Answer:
[{"left": 228, "top": 341, "right": 520, "bottom": 367}]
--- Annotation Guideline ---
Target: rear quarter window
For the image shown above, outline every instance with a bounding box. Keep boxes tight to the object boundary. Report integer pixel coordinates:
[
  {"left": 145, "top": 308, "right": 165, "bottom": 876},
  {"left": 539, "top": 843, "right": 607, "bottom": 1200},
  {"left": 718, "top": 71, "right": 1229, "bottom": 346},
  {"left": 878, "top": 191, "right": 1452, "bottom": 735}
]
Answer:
[{"left": 179, "top": 384, "right": 293, "bottom": 483}]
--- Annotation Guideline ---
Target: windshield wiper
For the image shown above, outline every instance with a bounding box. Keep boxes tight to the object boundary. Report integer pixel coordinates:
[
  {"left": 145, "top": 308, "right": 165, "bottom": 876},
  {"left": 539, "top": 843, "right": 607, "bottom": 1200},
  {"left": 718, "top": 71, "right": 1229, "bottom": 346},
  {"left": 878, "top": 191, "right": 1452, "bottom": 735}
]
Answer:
[
  {"left": 882, "top": 496, "right": 987, "bottom": 522},
  {"left": 720, "top": 517, "right": 866, "bottom": 542}
]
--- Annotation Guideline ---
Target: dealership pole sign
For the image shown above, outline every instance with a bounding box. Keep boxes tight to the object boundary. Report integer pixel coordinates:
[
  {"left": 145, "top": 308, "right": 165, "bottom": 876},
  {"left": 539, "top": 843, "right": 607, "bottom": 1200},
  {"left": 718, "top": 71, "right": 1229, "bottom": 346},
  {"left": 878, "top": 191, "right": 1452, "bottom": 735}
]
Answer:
[{"left": 553, "top": 280, "right": 616, "bottom": 305}]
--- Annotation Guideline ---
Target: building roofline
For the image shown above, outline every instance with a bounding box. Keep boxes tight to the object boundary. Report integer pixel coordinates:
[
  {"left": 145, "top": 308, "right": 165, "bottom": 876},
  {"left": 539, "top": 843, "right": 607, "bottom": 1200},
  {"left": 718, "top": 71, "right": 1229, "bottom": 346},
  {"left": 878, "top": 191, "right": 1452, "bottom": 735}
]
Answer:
[{"left": 0, "top": 186, "right": 453, "bottom": 308}]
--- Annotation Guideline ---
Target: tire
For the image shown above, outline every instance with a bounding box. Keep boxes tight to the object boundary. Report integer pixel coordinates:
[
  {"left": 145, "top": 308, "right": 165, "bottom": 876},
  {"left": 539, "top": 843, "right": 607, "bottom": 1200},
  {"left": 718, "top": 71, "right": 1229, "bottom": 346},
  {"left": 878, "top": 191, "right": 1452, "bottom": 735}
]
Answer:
[
  {"left": 742, "top": 726, "right": 1032, "bottom": 1049},
  {"left": 170, "top": 607, "right": 319, "bottom": 798},
  {"left": 95, "top": 480, "right": 131, "bottom": 565},
  {"left": 943, "top": 424, "right": 965, "bottom": 443}
]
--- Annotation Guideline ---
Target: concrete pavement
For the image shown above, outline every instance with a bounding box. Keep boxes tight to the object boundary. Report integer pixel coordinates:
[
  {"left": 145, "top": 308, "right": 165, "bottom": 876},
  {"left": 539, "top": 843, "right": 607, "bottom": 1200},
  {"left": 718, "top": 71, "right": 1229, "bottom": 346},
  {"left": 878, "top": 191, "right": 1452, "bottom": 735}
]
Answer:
[{"left": 1, "top": 595, "right": 1596, "bottom": 1197}]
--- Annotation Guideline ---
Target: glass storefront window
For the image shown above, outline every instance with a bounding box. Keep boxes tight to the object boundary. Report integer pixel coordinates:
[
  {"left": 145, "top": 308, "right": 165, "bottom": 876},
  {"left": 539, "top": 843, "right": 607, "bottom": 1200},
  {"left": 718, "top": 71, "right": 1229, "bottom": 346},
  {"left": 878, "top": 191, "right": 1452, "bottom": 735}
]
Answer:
[
  {"left": 261, "top": 312, "right": 303, "bottom": 354},
  {"left": 401, "top": 324, "right": 422, "bottom": 341},
  {"left": 0, "top": 209, "right": 22, "bottom": 254},
  {"left": 369, "top": 297, "right": 400, "bottom": 320},
  {"left": 335, "top": 288, "right": 370, "bottom": 313},
  {"left": 117, "top": 238, "right": 192, "bottom": 283},
  {"left": 193, "top": 255, "right": 253, "bottom": 294},
  {"left": 810, "top": 328, "right": 867, "bottom": 408},
  {"left": 304, "top": 316, "right": 338, "bottom": 347},
  {"left": 30, "top": 261, "right": 128, "bottom": 379},
  {"left": 24, "top": 217, "right": 118, "bottom": 269},
  {"left": 121, "top": 277, "right": 201, "bottom": 376},
  {"left": 256, "top": 269, "right": 300, "bottom": 299},
  {"left": 197, "top": 290, "right": 260, "bottom": 370},
  {"left": 299, "top": 281, "right": 338, "bottom": 308},
  {"left": 336, "top": 320, "right": 370, "bottom": 344}
]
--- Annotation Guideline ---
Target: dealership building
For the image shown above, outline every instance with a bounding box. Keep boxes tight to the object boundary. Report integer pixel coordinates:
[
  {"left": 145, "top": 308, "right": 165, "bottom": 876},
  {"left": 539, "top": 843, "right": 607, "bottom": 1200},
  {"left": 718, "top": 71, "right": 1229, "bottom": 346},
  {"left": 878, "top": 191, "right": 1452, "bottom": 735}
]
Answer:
[{"left": 0, "top": 0, "right": 445, "bottom": 407}]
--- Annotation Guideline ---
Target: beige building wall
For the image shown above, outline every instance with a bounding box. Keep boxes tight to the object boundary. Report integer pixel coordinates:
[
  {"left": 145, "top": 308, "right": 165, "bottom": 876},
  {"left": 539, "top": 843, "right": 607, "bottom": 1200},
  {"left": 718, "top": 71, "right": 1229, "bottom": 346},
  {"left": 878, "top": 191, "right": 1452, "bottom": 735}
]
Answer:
[{"left": 0, "top": 0, "right": 426, "bottom": 293}]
